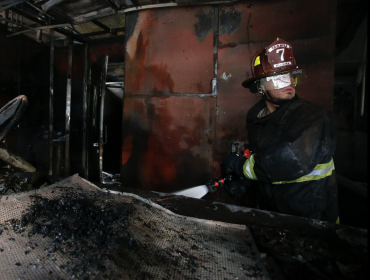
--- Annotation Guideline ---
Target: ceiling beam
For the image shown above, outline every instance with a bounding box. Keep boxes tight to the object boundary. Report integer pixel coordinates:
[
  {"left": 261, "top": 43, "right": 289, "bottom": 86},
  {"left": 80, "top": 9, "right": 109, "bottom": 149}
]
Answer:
[
  {"left": 12, "top": 7, "right": 48, "bottom": 25},
  {"left": 54, "top": 26, "right": 88, "bottom": 43},
  {"left": 80, "top": 27, "right": 125, "bottom": 38},
  {"left": 89, "top": 34, "right": 125, "bottom": 42},
  {"left": 6, "top": 28, "right": 34, "bottom": 38},
  {"left": 92, "top": 20, "right": 117, "bottom": 36},
  {"left": 0, "top": 0, "right": 28, "bottom": 13},
  {"left": 73, "top": 7, "right": 115, "bottom": 24},
  {"left": 6, "top": 22, "right": 72, "bottom": 38},
  {"left": 26, "top": 2, "right": 53, "bottom": 18},
  {"left": 104, "top": 0, "right": 119, "bottom": 12},
  {"left": 11, "top": 7, "right": 87, "bottom": 43},
  {"left": 0, "top": 0, "right": 26, "bottom": 5},
  {"left": 41, "top": 0, "right": 67, "bottom": 12}
]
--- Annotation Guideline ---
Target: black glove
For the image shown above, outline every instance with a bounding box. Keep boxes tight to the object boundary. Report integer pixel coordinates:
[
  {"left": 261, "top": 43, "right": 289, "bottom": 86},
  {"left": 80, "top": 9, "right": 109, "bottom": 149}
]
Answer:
[
  {"left": 221, "top": 154, "right": 246, "bottom": 177},
  {"left": 224, "top": 178, "right": 252, "bottom": 204}
]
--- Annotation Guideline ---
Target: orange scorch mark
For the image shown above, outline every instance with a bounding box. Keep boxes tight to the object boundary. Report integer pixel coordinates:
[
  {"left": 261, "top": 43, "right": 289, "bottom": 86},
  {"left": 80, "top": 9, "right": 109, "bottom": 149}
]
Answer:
[
  {"left": 121, "top": 135, "right": 134, "bottom": 165},
  {"left": 144, "top": 135, "right": 177, "bottom": 185}
]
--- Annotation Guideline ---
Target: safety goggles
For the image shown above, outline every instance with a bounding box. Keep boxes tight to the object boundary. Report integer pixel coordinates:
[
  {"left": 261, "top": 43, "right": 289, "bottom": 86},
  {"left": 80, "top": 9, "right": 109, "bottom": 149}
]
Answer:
[{"left": 259, "top": 70, "right": 306, "bottom": 91}]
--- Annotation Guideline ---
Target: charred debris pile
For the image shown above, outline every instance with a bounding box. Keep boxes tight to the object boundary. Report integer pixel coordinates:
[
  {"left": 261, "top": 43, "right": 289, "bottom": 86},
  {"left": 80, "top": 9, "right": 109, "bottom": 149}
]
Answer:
[
  {"left": 249, "top": 223, "right": 367, "bottom": 280},
  {"left": 0, "top": 184, "right": 267, "bottom": 280},
  {"left": 0, "top": 168, "right": 47, "bottom": 195},
  {"left": 1, "top": 188, "right": 137, "bottom": 279}
]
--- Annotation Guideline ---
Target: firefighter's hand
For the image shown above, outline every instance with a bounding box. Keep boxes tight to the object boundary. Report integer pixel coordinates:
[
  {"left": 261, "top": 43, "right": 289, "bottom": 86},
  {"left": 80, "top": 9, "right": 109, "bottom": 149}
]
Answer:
[
  {"left": 224, "top": 179, "right": 251, "bottom": 204},
  {"left": 221, "top": 154, "right": 245, "bottom": 177}
]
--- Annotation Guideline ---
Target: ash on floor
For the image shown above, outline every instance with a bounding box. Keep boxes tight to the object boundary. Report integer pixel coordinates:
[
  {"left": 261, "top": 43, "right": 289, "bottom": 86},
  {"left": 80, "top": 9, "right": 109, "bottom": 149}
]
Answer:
[
  {"left": 0, "top": 168, "right": 48, "bottom": 195},
  {"left": 0, "top": 175, "right": 269, "bottom": 280}
]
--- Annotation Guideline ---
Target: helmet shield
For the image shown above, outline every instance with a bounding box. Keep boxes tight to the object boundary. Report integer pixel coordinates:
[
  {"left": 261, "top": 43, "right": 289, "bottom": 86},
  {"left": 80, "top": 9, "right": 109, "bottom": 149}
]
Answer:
[{"left": 260, "top": 69, "right": 306, "bottom": 91}]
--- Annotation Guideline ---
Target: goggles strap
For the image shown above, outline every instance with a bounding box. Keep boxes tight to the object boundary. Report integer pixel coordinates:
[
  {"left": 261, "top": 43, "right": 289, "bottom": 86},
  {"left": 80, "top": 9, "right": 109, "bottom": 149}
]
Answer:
[
  {"left": 262, "top": 90, "right": 284, "bottom": 105},
  {"left": 257, "top": 80, "right": 283, "bottom": 105}
]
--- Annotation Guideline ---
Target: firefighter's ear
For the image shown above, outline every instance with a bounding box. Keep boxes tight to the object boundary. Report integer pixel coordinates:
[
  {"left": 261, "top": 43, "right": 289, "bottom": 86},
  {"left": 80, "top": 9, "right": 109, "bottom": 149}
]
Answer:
[{"left": 249, "top": 80, "right": 259, "bottom": 93}]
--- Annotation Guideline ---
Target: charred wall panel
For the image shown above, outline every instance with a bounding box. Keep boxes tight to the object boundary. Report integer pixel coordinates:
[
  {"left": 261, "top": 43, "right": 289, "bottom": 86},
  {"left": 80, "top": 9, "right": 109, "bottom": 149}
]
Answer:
[
  {"left": 125, "top": 8, "right": 215, "bottom": 95},
  {"left": 123, "top": 0, "right": 336, "bottom": 195},
  {"left": 123, "top": 7, "right": 217, "bottom": 192}
]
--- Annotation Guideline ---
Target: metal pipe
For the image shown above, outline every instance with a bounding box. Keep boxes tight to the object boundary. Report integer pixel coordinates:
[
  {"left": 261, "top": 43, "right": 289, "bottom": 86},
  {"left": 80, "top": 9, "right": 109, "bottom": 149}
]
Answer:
[
  {"left": 106, "top": 82, "right": 124, "bottom": 85},
  {"left": 11, "top": 9, "right": 13, "bottom": 32},
  {"left": 49, "top": 24, "right": 54, "bottom": 176},
  {"left": 65, "top": 39, "right": 73, "bottom": 177},
  {"left": 99, "top": 55, "right": 109, "bottom": 184},
  {"left": 26, "top": 2, "right": 54, "bottom": 18},
  {"left": 212, "top": 6, "right": 219, "bottom": 97},
  {"left": 360, "top": 38, "right": 367, "bottom": 116},
  {"left": 20, "top": 3, "right": 22, "bottom": 25},
  {"left": 41, "top": 0, "right": 67, "bottom": 12},
  {"left": 6, "top": 28, "right": 33, "bottom": 37},
  {"left": 17, "top": 20, "right": 20, "bottom": 96},
  {"left": 35, "top": 23, "right": 71, "bottom": 30},
  {"left": 120, "top": 3, "right": 178, "bottom": 13},
  {"left": 7, "top": 23, "right": 71, "bottom": 38},
  {"left": 92, "top": 85, "right": 97, "bottom": 129},
  {"left": 5, "top": 10, "right": 9, "bottom": 27},
  {"left": 86, "top": 67, "right": 91, "bottom": 180},
  {"left": 36, "top": 29, "right": 42, "bottom": 41},
  {"left": 0, "top": 0, "right": 28, "bottom": 13},
  {"left": 1, "top": 0, "right": 24, "bottom": 5},
  {"left": 82, "top": 43, "right": 88, "bottom": 178}
]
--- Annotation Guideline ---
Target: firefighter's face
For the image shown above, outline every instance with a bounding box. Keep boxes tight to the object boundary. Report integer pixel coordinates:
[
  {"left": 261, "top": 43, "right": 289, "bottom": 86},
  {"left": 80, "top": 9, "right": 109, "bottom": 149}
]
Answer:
[
  {"left": 261, "top": 84, "right": 296, "bottom": 104},
  {"left": 267, "top": 85, "right": 296, "bottom": 100}
]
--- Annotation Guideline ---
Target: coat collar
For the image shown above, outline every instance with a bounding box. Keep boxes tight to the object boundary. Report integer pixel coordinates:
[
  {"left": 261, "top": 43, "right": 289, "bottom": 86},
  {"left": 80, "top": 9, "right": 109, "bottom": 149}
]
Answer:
[{"left": 248, "top": 95, "right": 301, "bottom": 124}]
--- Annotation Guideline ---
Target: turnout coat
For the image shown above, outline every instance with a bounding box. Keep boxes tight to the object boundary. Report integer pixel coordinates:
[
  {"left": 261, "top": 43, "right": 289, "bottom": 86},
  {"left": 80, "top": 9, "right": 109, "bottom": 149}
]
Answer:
[{"left": 245, "top": 95, "right": 338, "bottom": 222}]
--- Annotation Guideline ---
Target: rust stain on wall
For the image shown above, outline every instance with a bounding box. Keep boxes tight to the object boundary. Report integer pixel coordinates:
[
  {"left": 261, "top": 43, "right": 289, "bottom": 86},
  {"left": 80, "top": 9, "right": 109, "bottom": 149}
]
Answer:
[
  {"left": 122, "top": 96, "right": 214, "bottom": 192},
  {"left": 125, "top": 7, "right": 215, "bottom": 95},
  {"left": 147, "top": 64, "right": 175, "bottom": 93},
  {"left": 121, "top": 135, "right": 134, "bottom": 165}
]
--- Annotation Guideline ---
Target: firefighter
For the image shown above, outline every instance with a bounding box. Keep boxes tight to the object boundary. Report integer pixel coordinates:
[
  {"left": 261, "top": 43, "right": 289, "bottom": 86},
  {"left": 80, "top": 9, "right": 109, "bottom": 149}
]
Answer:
[{"left": 221, "top": 38, "right": 338, "bottom": 223}]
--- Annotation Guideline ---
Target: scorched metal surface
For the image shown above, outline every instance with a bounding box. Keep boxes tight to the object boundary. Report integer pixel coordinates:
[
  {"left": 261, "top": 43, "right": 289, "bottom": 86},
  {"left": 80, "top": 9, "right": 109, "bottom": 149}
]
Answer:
[{"left": 123, "top": 7, "right": 217, "bottom": 194}]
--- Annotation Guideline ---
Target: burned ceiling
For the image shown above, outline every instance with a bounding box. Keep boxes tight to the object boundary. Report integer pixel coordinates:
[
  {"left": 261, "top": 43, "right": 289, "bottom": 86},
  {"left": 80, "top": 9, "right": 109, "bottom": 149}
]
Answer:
[{"left": 0, "top": 0, "right": 241, "bottom": 45}]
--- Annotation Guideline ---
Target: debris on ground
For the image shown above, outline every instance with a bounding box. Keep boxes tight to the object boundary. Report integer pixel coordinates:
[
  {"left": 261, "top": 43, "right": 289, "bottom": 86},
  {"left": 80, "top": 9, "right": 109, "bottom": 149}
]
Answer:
[
  {"left": 0, "top": 168, "right": 47, "bottom": 195},
  {"left": 102, "top": 171, "right": 121, "bottom": 186},
  {"left": 0, "top": 175, "right": 267, "bottom": 279},
  {"left": 250, "top": 224, "right": 367, "bottom": 280}
]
